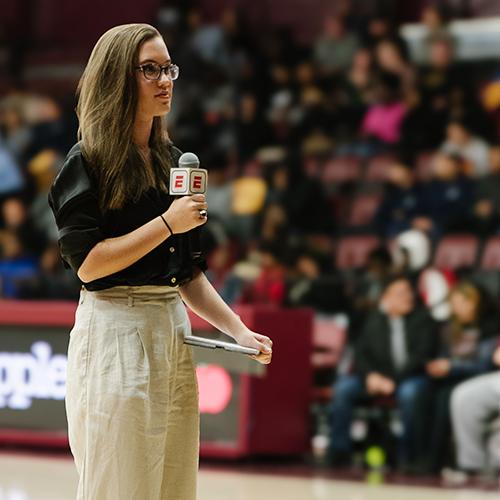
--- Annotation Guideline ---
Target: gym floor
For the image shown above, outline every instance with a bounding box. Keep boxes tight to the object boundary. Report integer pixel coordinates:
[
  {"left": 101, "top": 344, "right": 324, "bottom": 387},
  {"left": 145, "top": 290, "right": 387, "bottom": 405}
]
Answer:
[{"left": 0, "top": 451, "right": 498, "bottom": 500}]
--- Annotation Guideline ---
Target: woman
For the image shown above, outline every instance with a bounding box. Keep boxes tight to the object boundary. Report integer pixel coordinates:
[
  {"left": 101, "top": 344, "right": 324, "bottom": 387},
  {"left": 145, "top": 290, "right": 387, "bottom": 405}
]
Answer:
[
  {"left": 48, "top": 24, "right": 273, "bottom": 500},
  {"left": 424, "top": 282, "right": 498, "bottom": 473}
]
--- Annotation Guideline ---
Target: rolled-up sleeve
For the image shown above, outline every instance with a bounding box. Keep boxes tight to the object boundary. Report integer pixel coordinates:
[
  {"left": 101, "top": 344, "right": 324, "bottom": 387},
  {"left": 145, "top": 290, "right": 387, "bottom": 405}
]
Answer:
[
  {"left": 193, "top": 254, "right": 208, "bottom": 273},
  {"left": 48, "top": 150, "right": 104, "bottom": 274},
  {"left": 189, "top": 225, "right": 208, "bottom": 274},
  {"left": 54, "top": 194, "right": 104, "bottom": 272}
]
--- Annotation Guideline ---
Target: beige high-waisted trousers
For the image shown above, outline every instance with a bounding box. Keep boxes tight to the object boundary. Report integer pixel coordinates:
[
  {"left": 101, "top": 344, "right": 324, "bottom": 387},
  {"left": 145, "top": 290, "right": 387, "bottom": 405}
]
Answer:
[{"left": 66, "top": 285, "right": 200, "bottom": 500}]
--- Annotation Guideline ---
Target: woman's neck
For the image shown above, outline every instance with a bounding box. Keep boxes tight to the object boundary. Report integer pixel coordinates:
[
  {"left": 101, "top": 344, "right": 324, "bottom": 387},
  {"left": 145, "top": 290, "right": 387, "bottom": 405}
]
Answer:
[{"left": 133, "top": 116, "right": 153, "bottom": 149}]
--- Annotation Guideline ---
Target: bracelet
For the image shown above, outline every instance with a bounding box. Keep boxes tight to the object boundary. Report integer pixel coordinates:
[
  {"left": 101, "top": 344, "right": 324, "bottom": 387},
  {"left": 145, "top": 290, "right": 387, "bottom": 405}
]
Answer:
[{"left": 159, "top": 214, "right": 174, "bottom": 236}]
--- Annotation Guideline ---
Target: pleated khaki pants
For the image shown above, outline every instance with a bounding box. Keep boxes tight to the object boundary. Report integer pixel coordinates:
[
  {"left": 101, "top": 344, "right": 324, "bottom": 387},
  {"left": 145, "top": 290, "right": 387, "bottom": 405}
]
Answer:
[{"left": 65, "top": 285, "right": 200, "bottom": 500}]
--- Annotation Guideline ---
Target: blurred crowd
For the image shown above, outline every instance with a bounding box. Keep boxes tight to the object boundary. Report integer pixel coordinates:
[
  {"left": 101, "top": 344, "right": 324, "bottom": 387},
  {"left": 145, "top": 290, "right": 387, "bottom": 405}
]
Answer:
[{"left": 1, "top": 1, "right": 500, "bottom": 480}]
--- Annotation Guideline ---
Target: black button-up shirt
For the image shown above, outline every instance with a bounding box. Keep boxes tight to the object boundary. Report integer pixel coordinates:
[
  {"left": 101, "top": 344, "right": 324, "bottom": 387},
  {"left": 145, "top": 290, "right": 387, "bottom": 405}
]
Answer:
[{"left": 48, "top": 142, "right": 207, "bottom": 291}]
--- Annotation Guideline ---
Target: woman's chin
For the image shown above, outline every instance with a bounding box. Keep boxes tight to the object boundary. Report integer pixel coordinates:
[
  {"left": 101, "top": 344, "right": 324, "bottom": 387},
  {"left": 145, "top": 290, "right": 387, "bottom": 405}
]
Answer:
[{"left": 154, "top": 104, "right": 171, "bottom": 116}]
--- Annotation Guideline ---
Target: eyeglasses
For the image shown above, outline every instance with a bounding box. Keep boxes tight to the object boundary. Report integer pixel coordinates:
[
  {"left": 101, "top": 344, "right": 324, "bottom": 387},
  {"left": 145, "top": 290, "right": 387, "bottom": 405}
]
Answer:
[{"left": 135, "top": 62, "right": 179, "bottom": 81}]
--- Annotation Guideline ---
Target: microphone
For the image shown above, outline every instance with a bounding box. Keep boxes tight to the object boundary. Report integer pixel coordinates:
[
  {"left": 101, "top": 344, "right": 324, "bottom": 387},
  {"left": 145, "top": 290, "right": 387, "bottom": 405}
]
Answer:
[
  {"left": 169, "top": 152, "right": 207, "bottom": 197},
  {"left": 169, "top": 152, "right": 208, "bottom": 260}
]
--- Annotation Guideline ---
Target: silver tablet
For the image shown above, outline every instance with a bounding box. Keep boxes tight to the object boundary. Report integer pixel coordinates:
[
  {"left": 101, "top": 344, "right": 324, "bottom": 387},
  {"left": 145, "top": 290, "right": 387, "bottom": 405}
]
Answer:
[{"left": 183, "top": 335, "right": 260, "bottom": 356}]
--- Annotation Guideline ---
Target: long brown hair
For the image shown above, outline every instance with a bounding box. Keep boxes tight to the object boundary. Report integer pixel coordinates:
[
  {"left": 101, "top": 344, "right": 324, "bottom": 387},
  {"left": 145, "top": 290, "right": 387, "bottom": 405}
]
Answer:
[
  {"left": 449, "top": 281, "right": 482, "bottom": 346},
  {"left": 76, "top": 24, "right": 173, "bottom": 211}
]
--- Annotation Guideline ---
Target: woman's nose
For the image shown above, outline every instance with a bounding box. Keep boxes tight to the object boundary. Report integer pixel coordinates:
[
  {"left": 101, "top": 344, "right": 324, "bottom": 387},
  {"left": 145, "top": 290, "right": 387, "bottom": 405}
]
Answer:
[{"left": 158, "top": 70, "right": 173, "bottom": 85}]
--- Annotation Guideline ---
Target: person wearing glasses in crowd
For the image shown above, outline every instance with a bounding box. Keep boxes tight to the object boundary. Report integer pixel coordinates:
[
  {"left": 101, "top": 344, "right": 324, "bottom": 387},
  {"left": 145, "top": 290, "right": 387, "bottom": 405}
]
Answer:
[{"left": 48, "top": 24, "right": 273, "bottom": 500}]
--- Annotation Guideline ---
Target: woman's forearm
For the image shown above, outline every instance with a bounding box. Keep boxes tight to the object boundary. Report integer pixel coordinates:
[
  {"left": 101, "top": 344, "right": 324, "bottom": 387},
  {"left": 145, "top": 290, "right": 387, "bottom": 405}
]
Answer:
[
  {"left": 179, "top": 270, "right": 247, "bottom": 340},
  {"left": 78, "top": 216, "right": 171, "bottom": 282}
]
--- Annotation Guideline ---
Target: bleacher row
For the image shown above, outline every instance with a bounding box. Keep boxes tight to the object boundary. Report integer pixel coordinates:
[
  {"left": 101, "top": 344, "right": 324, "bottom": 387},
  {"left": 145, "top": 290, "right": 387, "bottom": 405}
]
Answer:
[
  {"left": 334, "top": 233, "right": 500, "bottom": 270},
  {"left": 243, "top": 151, "right": 436, "bottom": 231},
  {"left": 303, "top": 152, "right": 434, "bottom": 185},
  {"left": 313, "top": 152, "right": 435, "bottom": 231}
]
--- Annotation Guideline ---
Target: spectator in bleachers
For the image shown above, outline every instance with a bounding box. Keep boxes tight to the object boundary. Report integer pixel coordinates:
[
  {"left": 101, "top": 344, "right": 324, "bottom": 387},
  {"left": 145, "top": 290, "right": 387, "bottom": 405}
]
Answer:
[
  {"left": 418, "top": 38, "right": 463, "bottom": 147},
  {"left": 0, "top": 197, "right": 45, "bottom": 297},
  {"left": 337, "top": 48, "right": 375, "bottom": 138},
  {"left": 374, "top": 38, "right": 415, "bottom": 92},
  {"left": 15, "top": 240, "right": 80, "bottom": 300},
  {"left": 0, "top": 95, "right": 32, "bottom": 163},
  {"left": 230, "top": 174, "right": 267, "bottom": 243},
  {"left": 185, "top": 7, "right": 232, "bottom": 71},
  {"left": 423, "top": 282, "right": 500, "bottom": 473},
  {"left": 374, "top": 162, "right": 424, "bottom": 238},
  {"left": 313, "top": 15, "right": 360, "bottom": 75},
  {"left": 471, "top": 145, "right": 500, "bottom": 236},
  {"left": 1, "top": 196, "right": 47, "bottom": 257},
  {"left": 267, "top": 64, "right": 295, "bottom": 146},
  {"left": 294, "top": 85, "right": 335, "bottom": 142},
  {"left": 197, "top": 72, "right": 236, "bottom": 154},
  {"left": 197, "top": 153, "right": 235, "bottom": 283},
  {"left": 449, "top": 342, "right": 500, "bottom": 483},
  {"left": 362, "top": 15, "right": 408, "bottom": 56},
  {"left": 419, "top": 37, "right": 459, "bottom": 106},
  {"left": 286, "top": 246, "right": 347, "bottom": 314},
  {"left": 250, "top": 242, "right": 287, "bottom": 306},
  {"left": 392, "top": 229, "right": 460, "bottom": 324},
  {"left": 398, "top": 85, "right": 435, "bottom": 153},
  {"left": 328, "top": 276, "right": 438, "bottom": 470},
  {"left": 0, "top": 229, "right": 39, "bottom": 298},
  {"left": 262, "top": 154, "right": 334, "bottom": 235},
  {"left": 259, "top": 201, "right": 289, "bottom": 245},
  {"left": 170, "top": 92, "right": 205, "bottom": 151},
  {"left": 358, "top": 72, "right": 407, "bottom": 153},
  {"left": 203, "top": 241, "right": 234, "bottom": 291},
  {"left": 419, "top": 6, "right": 454, "bottom": 63},
  {"left": 422, "top": 5, "right": 452, "bottom": 38},
  {"left": 441, "top": 119, "right": 490, "bottom": 177},
  {"left": 0, "top": 136, "right": 24, "bottom": 200},
  {"left": 25, "top": 96, "right": 72, "bottom": 159},
  {"left": 392, "top": 229, "right": 431, "bottom": 279},
  {"left": 217, "top": 8, "right": 253, "bottom": 76},
  {"left": 225, "top": 241, "right": 286, "bottom": 306},
  {"left": 236, "top": 91, "right": 271, "bottom": 163},
  {"left": 413, "top": 152, "right": 474, "bottom": 238},
  {"left": 203, "top": 150, "right": 233, "bottom": 232},
  {"left": 293, "top": 59, "right": 317, "bottom": 90},
  {"left": 27, "top": 149, "right": 62, "bottom": 243},
  {"left": 347, "top": 246, "right": 394, "bottom": 343},
  {"left": 0, "top": 25, "right": 11, "bottom": 84}
]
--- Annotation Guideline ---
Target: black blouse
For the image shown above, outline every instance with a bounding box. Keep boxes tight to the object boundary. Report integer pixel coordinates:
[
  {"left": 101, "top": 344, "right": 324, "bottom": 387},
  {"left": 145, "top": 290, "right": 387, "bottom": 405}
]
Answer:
[{"left": 48, "top": 142, "right": 207, "bottom": 291}]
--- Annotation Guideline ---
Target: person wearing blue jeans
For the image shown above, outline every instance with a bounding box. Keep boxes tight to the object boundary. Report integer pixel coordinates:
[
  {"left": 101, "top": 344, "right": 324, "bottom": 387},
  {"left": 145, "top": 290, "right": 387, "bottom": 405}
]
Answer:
[
  {"left": 329, "top": 276, "right": 438, "bottom": 469},
  {"left": 330, "top": 374, "right": 430, "bottom": 465}
]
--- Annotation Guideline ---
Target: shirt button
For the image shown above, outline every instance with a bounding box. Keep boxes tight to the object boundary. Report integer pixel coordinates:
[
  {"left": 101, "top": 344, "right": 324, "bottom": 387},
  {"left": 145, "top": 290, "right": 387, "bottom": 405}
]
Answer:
[
  {"left": 171, "top": 277, "right": 177, "bottom": 284},
  {"left": 169, "top": 247, "right": 175, "bottom": 253}
]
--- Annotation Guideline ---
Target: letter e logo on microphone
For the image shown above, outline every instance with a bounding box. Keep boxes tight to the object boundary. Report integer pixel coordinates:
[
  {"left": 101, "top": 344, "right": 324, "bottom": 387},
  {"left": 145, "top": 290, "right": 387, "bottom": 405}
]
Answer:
[
  {"left": 169, "top": 169, "right": 189, "bottom": 194},
  {"left": 189, "top": 169, "right": 207, "bottom": 193}
]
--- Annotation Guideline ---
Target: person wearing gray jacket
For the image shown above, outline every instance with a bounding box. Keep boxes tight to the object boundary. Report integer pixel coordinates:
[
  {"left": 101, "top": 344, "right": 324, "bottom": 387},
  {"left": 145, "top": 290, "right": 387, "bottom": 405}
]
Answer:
[{"left": 449, "top": 342, "right": 500, "bottom": 480}]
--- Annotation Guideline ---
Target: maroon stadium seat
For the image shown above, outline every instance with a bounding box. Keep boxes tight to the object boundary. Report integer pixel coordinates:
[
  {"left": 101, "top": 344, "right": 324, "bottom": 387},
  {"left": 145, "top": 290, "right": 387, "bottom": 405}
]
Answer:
[
  {"left": 312, "top": 316, "right": 347, "bottom": 369},
  {"left": 321, "top": 156, "right": 362, "bottom": 184},
  {"left": 303, "top": 157, "right": 321, "bottom": 177},
  {"left": 364, "top": 154, "right": 397, "bottom": 182},
  {"left": 335, "top": 235, "right": 381, "bottom": 269},
  {"left": 480, "top": 236, "right": 500, "bottom": 270},
  {"left": 347, "top": 193, "right": 382, "bottom": 226},
  {"left": 311, "top": 315, "right": 347, "bottom": 402},
  {"left": 242, "top": 159, "right": 262, "bottom": 176},
  {"left": 433, "top": 234, "right": 479, "bottom": 269}
]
